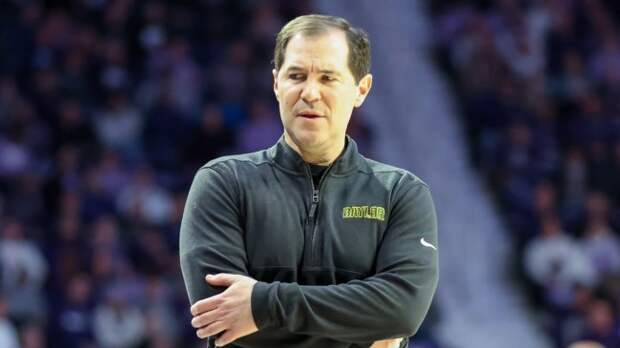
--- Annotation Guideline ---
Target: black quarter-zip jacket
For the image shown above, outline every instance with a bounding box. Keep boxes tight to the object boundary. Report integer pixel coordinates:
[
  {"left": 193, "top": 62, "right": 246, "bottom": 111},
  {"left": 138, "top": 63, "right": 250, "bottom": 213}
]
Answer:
[{"left": 180, "top": 136, "right": 438, "bottom": 348}]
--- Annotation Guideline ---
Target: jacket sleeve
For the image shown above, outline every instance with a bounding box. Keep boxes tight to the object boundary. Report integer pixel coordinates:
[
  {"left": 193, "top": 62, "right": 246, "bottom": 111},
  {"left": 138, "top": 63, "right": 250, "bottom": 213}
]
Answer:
[
  {"left": 179, "top": 166, "right": 249, "bottom": 305},
  {"left": 251, "top": 177, "right": 439, "bottom": 343}
]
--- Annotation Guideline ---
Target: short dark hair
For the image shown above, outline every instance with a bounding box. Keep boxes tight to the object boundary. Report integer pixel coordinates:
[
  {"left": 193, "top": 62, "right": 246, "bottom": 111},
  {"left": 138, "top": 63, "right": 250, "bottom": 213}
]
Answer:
[{"left": 273, "top": 14, "right": 371, "bottom": 83}]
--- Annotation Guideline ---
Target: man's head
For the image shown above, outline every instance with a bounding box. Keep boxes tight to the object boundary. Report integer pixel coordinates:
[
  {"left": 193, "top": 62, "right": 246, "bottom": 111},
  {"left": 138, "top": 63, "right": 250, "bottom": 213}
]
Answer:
[
  {"left": 274, "top": 15, "right": 371, "bottom": 84},
  {"left": 272, "top": 14, "right": 373, "bottom": 164}
]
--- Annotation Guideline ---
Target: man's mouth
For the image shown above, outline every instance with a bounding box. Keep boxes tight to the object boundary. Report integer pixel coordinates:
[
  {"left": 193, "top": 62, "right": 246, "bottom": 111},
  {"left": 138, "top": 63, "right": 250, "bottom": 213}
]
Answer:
[{"left": 297, "top": 111, "right": 323, "bottom": 119}]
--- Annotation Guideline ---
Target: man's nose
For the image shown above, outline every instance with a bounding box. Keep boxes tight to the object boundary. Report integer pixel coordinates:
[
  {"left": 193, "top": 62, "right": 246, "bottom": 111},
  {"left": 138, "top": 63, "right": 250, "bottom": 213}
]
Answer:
[{"left": 300, "top": 80, "right": 321, "bottom": 104}]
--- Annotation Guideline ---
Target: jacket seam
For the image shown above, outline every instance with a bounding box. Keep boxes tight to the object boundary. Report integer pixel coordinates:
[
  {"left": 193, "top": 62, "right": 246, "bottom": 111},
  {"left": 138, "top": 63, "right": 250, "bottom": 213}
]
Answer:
[{"left": 203, "top": 153, "right": 416, "bottom": 177}]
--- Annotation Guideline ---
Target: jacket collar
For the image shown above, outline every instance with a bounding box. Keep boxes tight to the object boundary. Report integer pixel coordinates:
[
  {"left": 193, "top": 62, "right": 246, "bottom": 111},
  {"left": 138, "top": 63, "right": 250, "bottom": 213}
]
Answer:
[{"left": 267, "top": 135, "right": 362, "bottom": 176}]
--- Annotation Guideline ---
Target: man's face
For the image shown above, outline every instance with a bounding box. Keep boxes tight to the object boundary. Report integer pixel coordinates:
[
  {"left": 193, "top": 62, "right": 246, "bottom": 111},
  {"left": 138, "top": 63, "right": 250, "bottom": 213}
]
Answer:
[{"left": 273, "top": 29, "right": 372, "bottom": 156}]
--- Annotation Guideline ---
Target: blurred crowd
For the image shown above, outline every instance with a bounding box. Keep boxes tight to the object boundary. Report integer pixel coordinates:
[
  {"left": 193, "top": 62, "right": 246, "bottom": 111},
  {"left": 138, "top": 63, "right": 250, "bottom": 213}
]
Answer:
[
  {"left": 434, "top": 0, "right": 620, "bottom": 347},
  {"left": 0, "top": 1, "right": 374, "bottom": 348}
]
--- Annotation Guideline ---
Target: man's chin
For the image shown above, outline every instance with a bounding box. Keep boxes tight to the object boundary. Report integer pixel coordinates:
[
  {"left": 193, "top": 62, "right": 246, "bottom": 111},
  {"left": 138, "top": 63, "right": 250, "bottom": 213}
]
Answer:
[
  {"left": 286, "top": 128, "right": 320, "bottom": 144},
  {"left": 292, "top": 134, "right": 326, "bottom": 150}
]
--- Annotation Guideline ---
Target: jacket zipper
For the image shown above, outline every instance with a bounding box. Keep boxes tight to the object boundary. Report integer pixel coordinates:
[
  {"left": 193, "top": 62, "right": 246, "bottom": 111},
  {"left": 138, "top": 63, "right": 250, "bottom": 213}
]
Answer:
[{"left": 305, "top": 162, "right": 334, "bottom": 263}]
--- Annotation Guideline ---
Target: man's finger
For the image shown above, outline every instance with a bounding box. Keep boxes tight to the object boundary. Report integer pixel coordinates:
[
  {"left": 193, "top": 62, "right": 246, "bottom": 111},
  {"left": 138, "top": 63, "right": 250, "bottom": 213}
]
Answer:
[
  {"left": 190, "top": 294, "right": 223, "bottom": 316},
  {"left": 196, "top": 320, "right": 227, "bottom": 339},
  {"left": 191, "top": 309, "right": 221, "bottom": 328},
  {"left": 214, "top": 328, "right": 237, "bottom": 347},
  {"left": 205, "top": 273, "right": 240, "bottom": 287}
]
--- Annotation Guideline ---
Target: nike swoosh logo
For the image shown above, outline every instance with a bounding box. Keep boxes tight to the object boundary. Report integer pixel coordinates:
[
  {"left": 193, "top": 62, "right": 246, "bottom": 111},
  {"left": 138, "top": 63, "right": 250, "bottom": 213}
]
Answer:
[{"left": 420, "top": 237, "right": 437, "bottom": 250}]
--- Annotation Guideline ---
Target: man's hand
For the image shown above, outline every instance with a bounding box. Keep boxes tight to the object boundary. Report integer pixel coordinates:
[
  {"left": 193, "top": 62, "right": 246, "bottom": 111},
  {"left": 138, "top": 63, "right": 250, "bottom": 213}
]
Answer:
[
  {"left": 370, "top": 338, "right": 404, "bottom": 348},
  {"left": 190, "top": 274, "right": 258, "bottom": 346}
]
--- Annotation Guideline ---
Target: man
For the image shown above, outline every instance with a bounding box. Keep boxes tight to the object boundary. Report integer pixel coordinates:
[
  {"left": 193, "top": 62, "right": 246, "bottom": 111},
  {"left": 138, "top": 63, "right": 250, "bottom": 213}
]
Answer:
[{"left": 180, "top": 14, "right": 438, "bottom": 348}]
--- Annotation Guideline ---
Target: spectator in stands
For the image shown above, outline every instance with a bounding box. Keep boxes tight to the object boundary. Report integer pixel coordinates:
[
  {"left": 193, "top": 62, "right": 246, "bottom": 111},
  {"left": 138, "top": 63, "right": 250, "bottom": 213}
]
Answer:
[
  {"left": 8, "top": 173, "right": 46, "bottom": 228},
  {"left": 49, "top": 213, "right": 85, "bottom": 290},
  {"left": 93, "top": 91, "right": 143, "bottom": 161},
  {"left": 236, "top": 98, "right": 282, "bottom": 152},
  {"left": 53, "top": 99, "right": 96, "bottom": 153},
  {"left": 609, "top": 141, "right": 620, "bottom": 205},
  {"left": 82, "top": 167, "right": 117, "bottom": 222},
  {"left": 93, "top": 285, "right": 146, "bottom": 348},
  {"left": 0, "top": 295, "right": 19, "bottom": 348},
  {"left": 524, "top": 214, "right": 596, "bottom": 309},
  {"left": 131, "top": 227, "right": 176, "bottom": 277},
  {"left": 561, "top": 284, "right": 595, "bottom": 346},
  {"left": 94, "top": 150, "right": 131, "bottom": 201},
  {"left": 116, "top": 166, "right": 173, "bottom": 226},
  {"left": 581, "top": 192, "right": 620, "bottom": 279},
  {"left": 0, "top": 116, "right": 32, "bottom": 179},
  {"left": 20, "top": 322, "right": 46, "bottom": 348},
  {"left": 0, "top": 219, "right": 48, "bottom": 325},
  {"left": 554, "top": 50, "right": 592, "bottom": 101},
  {"left": 577, "top": 298, "right": 620, "bottom": 347},
  {"left": 53, "top": 274, "right": 95, "bottom": 348},
  {"left": 561, "top": 147, "right": 589, "bottom": 229},
  {"left": 159, "top": 37, "right": 204, "bottom": 116},
  {"left": 185, "top": 103, "right": 236, "bottom": 172},
  {"left": 141, "top": 277, "right": 180, "bottom": 347},
  {"left": 142, "top": 93, "right": 192, "bottom": 173}
]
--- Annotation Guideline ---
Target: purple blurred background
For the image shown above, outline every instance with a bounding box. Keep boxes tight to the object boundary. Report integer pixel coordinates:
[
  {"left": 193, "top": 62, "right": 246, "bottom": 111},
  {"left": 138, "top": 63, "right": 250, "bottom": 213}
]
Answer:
[{"left": 0, "top": 1, "right": 619, "bottom": 347}]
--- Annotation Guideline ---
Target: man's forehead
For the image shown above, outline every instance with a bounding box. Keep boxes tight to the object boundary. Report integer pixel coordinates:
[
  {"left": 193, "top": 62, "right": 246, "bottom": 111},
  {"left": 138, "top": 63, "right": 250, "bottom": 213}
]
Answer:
[{"left": 281, "top": 31, "right": 350, "bottom": 72}]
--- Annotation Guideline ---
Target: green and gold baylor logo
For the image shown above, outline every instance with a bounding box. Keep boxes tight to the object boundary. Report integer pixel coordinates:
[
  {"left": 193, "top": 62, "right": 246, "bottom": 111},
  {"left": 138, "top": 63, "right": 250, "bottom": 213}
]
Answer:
[{"left": 342, "top": 206, "right": 385, "bottom": 221}]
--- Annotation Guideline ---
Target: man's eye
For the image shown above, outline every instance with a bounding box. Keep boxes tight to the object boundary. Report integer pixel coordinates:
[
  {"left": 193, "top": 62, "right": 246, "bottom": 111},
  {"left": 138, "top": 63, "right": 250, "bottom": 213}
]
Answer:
[
  {"left": 289, "top": 74, "right": 304, "bottom": 80},
  {"left": 322, "top": 75, "right": 336, "bottom": 82}
]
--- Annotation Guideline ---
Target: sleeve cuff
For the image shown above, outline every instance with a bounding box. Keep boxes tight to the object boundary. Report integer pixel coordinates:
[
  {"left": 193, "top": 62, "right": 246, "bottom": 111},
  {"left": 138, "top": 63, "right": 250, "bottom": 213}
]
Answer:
[{"left": 251, "top": 281, "right": 279, "bottom": 329}]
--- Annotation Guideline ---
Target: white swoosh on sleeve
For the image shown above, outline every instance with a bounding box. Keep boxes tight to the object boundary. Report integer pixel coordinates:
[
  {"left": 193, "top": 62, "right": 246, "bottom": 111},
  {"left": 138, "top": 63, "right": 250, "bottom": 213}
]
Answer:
[{"left": 420, "top": 237, "right": 437, "bottom": 251}]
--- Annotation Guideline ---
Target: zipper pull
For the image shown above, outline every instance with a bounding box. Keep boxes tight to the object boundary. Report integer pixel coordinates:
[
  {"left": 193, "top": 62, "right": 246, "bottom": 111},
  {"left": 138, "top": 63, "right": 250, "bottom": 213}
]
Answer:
[{"left": 309, "top": 189, "right": 319, "bottom": 219}]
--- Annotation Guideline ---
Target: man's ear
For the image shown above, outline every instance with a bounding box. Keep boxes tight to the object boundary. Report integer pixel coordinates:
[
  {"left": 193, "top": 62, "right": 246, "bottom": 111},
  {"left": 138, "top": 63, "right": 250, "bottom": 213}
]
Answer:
[
  {"left": 273, "top": 69, "right": 279, "bottom": 101},
  {"left": 354, "top": 74, "right": 373, "bottom": 108}
]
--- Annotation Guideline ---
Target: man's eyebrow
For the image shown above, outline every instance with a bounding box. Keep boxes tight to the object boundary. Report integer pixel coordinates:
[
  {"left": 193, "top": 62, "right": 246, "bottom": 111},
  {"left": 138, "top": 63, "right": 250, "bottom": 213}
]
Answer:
[
  {"left": 318, "top": 69, "right": 341, "bottom": 76},
  {"left": 284, "top": 66, "right": 305, "bottom": 72},
  {"left": 284, "top": 66, "right": 341, "bottom": 75}
]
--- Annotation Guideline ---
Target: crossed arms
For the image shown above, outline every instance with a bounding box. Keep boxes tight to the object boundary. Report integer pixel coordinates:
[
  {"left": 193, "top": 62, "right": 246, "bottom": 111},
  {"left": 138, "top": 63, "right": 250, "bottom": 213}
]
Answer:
[{"left": 179, "top": 167, "right": 439, "bottom": 346}]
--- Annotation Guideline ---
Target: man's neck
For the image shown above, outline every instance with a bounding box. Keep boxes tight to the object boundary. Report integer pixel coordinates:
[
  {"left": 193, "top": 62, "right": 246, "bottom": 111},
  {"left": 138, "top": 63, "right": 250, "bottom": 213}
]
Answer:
[{"left": 284, "top": 135, "right": 345, "bottom": 166}]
